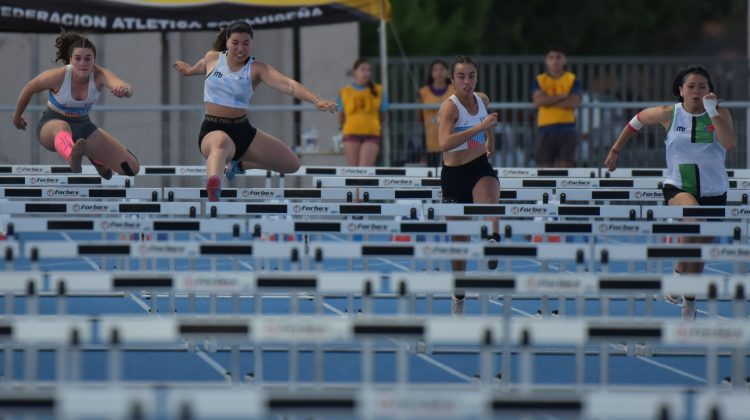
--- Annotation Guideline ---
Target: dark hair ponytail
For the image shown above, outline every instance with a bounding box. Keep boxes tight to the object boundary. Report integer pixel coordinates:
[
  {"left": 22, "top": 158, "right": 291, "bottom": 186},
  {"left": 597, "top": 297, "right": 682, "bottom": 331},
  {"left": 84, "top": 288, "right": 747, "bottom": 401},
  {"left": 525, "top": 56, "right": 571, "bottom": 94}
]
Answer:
[
  {"left": 672, "top": 65, "right": 715, "bottom": 102},
  {"left": 55, "top": 29, "right": 96, "bottom": 65},
  {"left": 450, "top": 55, "right": 478, "bottom": 79},
  {"left": 213, "top": 20, "right": 254, "bottom": 52},
  {"left": 352, "top": 58, "right": 377, "bottom": 97}
]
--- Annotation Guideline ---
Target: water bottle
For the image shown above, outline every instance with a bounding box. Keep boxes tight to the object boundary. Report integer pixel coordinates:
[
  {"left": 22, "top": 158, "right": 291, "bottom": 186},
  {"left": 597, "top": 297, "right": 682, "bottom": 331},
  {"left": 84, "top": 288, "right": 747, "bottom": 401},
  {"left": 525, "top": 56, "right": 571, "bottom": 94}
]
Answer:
[{"left": 301, "top": 126, "right": 319, "bottom": 152}]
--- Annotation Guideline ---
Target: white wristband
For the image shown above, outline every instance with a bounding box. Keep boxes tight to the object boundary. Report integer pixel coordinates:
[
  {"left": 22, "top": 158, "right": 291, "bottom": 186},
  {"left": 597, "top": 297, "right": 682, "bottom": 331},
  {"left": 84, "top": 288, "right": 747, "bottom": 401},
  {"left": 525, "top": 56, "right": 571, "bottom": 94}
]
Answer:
[
  {"left": 627, "top": 114, "right": 643, "bottom": 131},
  {"left": 703, "top": 97, "right": 718, "bottom": 118}
]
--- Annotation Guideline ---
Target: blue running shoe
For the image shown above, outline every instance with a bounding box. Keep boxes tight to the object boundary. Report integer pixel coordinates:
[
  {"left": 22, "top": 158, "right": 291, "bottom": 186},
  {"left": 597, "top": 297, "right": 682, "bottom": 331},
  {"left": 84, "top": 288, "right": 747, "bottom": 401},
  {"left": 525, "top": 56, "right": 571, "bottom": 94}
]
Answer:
[{"left": 225, "top": 160, "right": 245, "bottom": 181}]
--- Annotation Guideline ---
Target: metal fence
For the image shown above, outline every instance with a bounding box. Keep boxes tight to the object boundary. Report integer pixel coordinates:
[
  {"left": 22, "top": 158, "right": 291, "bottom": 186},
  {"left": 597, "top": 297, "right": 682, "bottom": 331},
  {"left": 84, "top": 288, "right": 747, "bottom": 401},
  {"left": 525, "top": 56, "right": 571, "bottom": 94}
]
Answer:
[
  {"left": 2, "top": 56, "right": 748, "bottom": 169},
  {"left": 374, "top": 55, "right": 750, "bottom": 168}
]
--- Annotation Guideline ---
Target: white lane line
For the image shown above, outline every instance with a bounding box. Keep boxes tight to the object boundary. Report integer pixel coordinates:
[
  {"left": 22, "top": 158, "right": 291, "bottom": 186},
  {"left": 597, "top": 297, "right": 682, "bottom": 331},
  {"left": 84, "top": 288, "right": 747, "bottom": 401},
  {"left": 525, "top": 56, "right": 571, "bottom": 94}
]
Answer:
[
  {"left": 194, "top": 348, "right": 233, "bottom": 383},
  {"left": 324, "top": 233, "right": 410, "bottom": 272},
  {"left": 489, "top": 298, "right": 536, "bottom": 317},
  {"left": 415, "top": 353, "right": 474, "bottom": 382},
  {"left": 82, "top": 257, "right": 101, "bottom": 271},
  {"left": 128, "top": 293, "right": 152, "bottom": 312},
  {"left": 492, "top": 294, "right": 708, "bottom": 383},
  {"left": 633, "top": 354, "right": 706, "bottom": 383},
  {"left": 320, "top": 293, "right": 471, "bottom": 382}
]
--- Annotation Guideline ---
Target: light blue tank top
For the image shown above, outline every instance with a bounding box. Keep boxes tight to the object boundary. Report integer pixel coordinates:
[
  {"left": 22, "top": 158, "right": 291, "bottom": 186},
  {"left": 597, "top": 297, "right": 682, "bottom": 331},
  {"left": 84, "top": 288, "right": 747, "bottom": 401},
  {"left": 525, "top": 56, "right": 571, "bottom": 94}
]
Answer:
[{"left": 204, "top": 52, "right": 254, "bottom": 109}]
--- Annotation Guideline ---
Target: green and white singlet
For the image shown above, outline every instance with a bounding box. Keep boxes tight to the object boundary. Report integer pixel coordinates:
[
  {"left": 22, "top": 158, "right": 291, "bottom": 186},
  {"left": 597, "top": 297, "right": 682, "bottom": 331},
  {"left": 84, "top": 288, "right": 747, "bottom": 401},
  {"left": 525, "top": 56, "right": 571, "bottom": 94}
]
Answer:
[{"left": 663, "top": 103, "right": 728, "bottom": 197}]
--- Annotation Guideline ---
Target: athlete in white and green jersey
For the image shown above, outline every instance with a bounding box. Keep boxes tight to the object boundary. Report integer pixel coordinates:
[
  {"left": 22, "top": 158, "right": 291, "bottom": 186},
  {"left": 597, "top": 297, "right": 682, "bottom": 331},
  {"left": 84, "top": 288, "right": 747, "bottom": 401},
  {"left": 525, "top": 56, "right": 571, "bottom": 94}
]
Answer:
[{"left": 603, "top": 66, "right": 736, "bottom": 316}]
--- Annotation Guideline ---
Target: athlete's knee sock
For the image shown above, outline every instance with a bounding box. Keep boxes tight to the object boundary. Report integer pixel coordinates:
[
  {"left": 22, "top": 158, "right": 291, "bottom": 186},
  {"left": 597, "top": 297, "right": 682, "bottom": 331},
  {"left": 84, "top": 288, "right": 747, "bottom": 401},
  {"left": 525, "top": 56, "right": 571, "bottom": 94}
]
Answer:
[{"left": 54, "top": 131, "right": 74, "bottom": 161}]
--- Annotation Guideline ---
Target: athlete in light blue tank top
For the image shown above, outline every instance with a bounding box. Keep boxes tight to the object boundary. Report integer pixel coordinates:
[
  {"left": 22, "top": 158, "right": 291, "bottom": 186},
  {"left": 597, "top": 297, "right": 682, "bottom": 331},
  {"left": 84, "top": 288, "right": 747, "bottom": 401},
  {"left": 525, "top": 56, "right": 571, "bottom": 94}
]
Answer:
[
  {"left": 12, "top": 31, "right": 140, "bottom": 179},
  {"left": 173, "top": 20, "right": 338, "bottom": 202}
]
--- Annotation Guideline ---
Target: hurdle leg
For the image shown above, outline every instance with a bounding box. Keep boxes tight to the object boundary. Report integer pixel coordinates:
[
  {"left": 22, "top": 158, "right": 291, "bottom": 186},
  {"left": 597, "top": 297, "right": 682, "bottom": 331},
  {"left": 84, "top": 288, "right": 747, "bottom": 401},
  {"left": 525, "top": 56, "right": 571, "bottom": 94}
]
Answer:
[
  {"left": 575, "top": 344, "right": 585, "bottom": 388},
  {"left": 599, "top": 342, "right": 609, "bottom": 387},
  {"left": 230, "top": 345, "right": 240, "bottom": 383},
  {"left": 289, "top": 343, "right": 299, "bottom": 388},
  {"left": 209, "top": 293, "right": 217, "bottom": 316},
  {"left": 707, "top": 346, "right": 718, "bottom": 389},
  {"left": 501, "top": 295, "right": 512, "bottom": 388},
  {"left": 3, "top": 344, "right": 13, "bottom": 381},
  {"left": 169, "top": 292, "right": 177, "bottom": 314},
  {"left": 396, "top": 340, "right": 408, "bottom": 386},
  {"left": 479, "top": 293, "right": 489, "bottom": 316},
  {"left": 109, "top": 344, "right": 121, "bottom": 382},
  {"left": 24, "top": 345, "right": 37, "bottom": 383},
  {"left": 290, "top": 293, "right": 299, "bottom": 315},
  {"left": 231, "top": 292, "right": 240, "bottom": 315},
  {"left": 188, "top": 292, "right": 196, "bottom": 314},
  {"left": 731, "top": 347, "right": 745, "bottom": 391},
  {"left": 314, "top": 344, "right": 324, "bottom": 387},
  {"left": 254, "top": 343, "right": 263, "bottom": 385},
  {"left": 149, "top": 289, "right": 158, "bottom": 314},
  {"left": 362, "top": 340, "right": 374, "bottom": 384}
]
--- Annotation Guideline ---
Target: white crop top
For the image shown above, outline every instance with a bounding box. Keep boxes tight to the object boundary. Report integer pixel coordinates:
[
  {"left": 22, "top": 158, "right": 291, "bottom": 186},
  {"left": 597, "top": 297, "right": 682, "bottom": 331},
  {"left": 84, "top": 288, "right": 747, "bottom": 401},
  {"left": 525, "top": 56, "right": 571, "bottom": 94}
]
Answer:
[
  {"left": 204, "top": 52, "right": 254, "bottom": 109},
  {"left": 447, "top": 93, "right": 488, "bottom": 152},
  {"left": 47, "top": 65, "right": 100, "bottom": 117}
]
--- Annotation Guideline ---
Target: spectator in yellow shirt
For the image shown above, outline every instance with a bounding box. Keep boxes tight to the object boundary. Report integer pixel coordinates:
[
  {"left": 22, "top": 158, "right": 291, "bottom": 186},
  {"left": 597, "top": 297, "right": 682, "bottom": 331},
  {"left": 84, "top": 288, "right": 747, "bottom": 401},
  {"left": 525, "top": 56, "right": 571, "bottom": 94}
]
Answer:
[
  {"left": 531, "top": 49, "right": 582, "bottom": 168},
  {"left": 337, "top": 58, "right": 388, "bottom": 166},
  {"left": 417, "top": 59, "right": 454, "bottom": 168}
]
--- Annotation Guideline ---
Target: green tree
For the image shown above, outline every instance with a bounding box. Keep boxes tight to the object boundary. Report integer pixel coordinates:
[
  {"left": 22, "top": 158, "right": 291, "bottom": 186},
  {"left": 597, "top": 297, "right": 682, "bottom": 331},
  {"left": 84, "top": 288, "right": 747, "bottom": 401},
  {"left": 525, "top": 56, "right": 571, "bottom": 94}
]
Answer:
[{"left": 362, "top": 0, "right": 746, "bottom": 56}]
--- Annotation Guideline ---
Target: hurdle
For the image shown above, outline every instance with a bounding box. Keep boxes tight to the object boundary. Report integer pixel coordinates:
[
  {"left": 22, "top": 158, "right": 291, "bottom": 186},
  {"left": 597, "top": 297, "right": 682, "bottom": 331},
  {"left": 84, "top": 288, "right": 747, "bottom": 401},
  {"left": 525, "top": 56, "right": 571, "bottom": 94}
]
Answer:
[
  {"left": 1, "top": 315, "right": 749, "bottom": 389},
  {"left": 0, "top": 201, "right": 199, "bottom": 217},
  {"left": 0, "top": 174, "right": 128, "bottom": 186},
  {"left": 0, "top": 186, "right": 161, "bottom": 200},
  {"left": 4, "top": 385, "right": 729, "bottom": 419}
]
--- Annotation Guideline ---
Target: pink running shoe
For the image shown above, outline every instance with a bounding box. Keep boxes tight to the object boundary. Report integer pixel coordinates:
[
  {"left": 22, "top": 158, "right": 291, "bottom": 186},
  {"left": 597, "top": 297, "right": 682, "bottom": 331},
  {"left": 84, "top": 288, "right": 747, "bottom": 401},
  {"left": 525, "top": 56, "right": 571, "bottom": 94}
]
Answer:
[{"left": 206, "top": 175, "right": 221, "bottom": 202}]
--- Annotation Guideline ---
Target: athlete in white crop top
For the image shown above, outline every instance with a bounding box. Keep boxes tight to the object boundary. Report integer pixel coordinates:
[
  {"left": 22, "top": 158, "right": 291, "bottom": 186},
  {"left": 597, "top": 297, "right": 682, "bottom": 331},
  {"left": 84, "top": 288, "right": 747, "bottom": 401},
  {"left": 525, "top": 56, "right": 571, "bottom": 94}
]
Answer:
[
  {"left": 174, "top": 20, "right": 338, "bottom": 202},
  {"left": 605, "top": 66, "right": 736, "bottom": 291},
  {"left": 12, "top": 31, "right": 139, "bottom": 178},
  {"left": 437, "top": 56, "right": 502, "bottom": 306}
]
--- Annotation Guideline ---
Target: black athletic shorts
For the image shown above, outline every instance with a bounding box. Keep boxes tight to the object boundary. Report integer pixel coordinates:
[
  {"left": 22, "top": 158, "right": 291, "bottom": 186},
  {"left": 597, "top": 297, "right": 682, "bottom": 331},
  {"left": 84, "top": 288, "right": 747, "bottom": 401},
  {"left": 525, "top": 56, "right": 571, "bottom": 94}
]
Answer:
[
  {"left": 37, "top": 109, "right": 98, "bottom": 142},
  {"left": 441, "top": 155, "right": 498, "bottom": 203},
  {"left": 198, "top": 115, "right": 258, "bottom": 161},
  {"left": 662, "top": 184, "right": 727, "bottom": 206}
]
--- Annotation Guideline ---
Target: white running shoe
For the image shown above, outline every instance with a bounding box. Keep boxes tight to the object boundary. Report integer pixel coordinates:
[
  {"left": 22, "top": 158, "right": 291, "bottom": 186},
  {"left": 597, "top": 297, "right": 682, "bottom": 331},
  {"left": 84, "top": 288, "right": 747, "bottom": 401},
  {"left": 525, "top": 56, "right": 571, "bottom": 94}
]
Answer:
[
  {"left": 682, "top": 297, "right": 697, "bottom": 320},
  {"left": 451, "top": 295, "right": 465, "bottom": 316}
]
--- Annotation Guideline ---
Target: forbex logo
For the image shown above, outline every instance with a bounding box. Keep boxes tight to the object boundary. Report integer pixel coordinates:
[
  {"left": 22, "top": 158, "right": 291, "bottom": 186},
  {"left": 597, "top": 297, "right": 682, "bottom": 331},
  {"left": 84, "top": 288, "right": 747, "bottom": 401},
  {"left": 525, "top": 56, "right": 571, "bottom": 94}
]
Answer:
[
  {"left": 16, "top": 166, "right": 44, "bottom": 174},
  {"left": 341, "top": 168, "right": 371, "bottom": 175},
  {"left": 709, "top": 247, "right": 750, "bottom": 259},
  {"left": 242, "top": 190, "right": 276, "bottom": 198},
  {"left": 675, "top": 325, "right": 744, "bottom": 343},
  {"left": 100, "top": 220, "right": 141, "bottom": 230},
  {"left": 29, "top": 177, "right": 61, "bottom": 185},
  {"left": 72, "top": 203, "right": 111, "bottom": 213},
  {"left": 501, "top": 169, "right": 531, "bottom": 176},
  {"left": 213, "top": 71, "right": 223, "bottom": 78},
  {"left": 179, "top": 167, "right": 205, "bottom": 175},
  {"left": 184, "top": 276, "right": 239, "bottom": 289},
  {"left": 675, "top": 127, "right": 686, "bottom": 132},
  {"left": 560, "top": 180, "right": 593, "bottom": 187},
  {"left": 383, "top": 179, "right": 417, "bottom": 186},
  {"left": 599, "top": 224, "right": 641, "bottom": 233},
  {"left": 635, "top": 191, "right": 663, "bottom": 199},
  {"left": 524, "top": 277, "right": 582, "bottom": 291},
  {"left": 46, "top": 189, "right": 80, "bottom": 197},
  {"left": 731, "top": 208, "right": 750, "bottom": 217},
  {"left": 293, "top": 204, "right": 330, "bottom": 213},
  {"left": 510, "top": 206, "right": 548, "bottom": 215},
  {"left": 347, "top": 222, "right": 390, "bottom": 232}
]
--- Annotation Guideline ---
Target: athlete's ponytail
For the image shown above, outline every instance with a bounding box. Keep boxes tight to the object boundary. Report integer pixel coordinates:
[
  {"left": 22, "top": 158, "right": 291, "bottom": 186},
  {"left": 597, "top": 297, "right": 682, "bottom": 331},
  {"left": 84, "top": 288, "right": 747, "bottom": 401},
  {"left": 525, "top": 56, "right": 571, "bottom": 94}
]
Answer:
[
  {"left": 55, "top": 29, "right": 96, "bottom": 65},
  {"left": 213, "top": 20, "right": 254, "bottom": 52}
]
